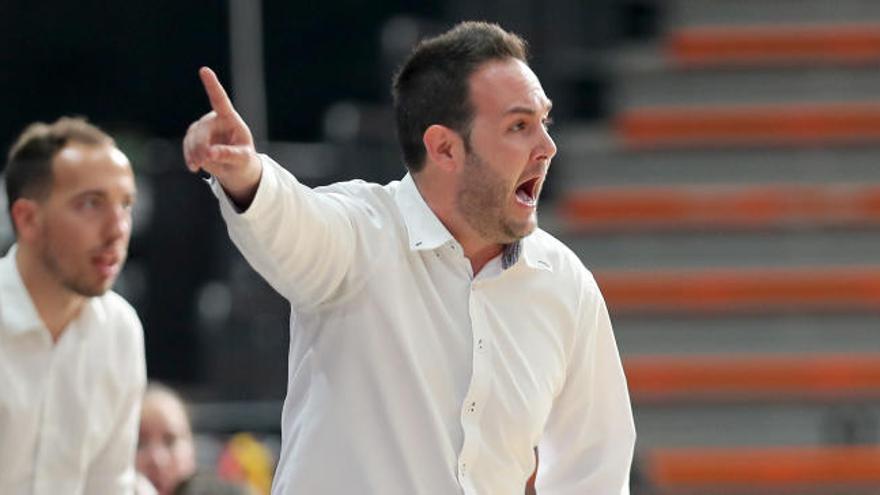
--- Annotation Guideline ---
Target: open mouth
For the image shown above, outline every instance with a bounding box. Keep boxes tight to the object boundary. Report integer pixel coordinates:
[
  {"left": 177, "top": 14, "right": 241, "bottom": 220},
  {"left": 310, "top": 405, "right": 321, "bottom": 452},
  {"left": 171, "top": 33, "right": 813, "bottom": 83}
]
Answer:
[
  {"left": 92, "top": 252, "right": 122, "bottom": 278},
  {"left": 515, "top": 177, "right": 540, "bottom": 207}
]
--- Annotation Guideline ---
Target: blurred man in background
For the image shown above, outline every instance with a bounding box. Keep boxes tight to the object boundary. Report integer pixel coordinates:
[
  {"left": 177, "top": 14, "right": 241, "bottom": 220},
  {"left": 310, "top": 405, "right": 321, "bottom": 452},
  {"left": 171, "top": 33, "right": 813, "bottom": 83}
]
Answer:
[
  {"left": 137, "top": 382, "right": 250, "bottom": 495},
  {"left": 137, "top": 383, "right": 197, "bottom": 495},
  {"left": 0, "top": 117, "right": 145, "bottom": 494},
  {"left": 184, "top": 21, "right": 634, "bottom": 494}
]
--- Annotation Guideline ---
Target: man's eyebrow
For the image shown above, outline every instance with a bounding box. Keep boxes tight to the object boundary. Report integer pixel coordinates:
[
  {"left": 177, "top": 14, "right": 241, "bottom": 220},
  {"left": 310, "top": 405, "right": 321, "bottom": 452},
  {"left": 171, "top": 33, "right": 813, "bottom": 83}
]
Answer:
[
  {"left": 72, "top": 189, "right": 106, "bottom": 198},
  {"left": 71, "top": 189, "right": 137, "bottom": 201},
  {"left": 503, "top": 99, "right": 554, "bottom": 116}
]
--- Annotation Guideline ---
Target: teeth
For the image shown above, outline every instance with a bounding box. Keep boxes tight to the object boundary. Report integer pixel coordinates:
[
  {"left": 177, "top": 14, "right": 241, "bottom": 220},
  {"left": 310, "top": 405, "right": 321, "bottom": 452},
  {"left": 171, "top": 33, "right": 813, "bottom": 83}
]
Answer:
[{"left": 516, "top": 189, "right": 536, "bottom": 206}]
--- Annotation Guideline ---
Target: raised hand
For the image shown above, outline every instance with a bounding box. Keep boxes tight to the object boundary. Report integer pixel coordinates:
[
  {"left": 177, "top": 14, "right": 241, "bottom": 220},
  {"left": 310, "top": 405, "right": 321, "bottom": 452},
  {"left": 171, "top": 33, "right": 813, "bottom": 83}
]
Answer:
[{"left": 183, "top": 67, "right": 262, "bottom": 207}]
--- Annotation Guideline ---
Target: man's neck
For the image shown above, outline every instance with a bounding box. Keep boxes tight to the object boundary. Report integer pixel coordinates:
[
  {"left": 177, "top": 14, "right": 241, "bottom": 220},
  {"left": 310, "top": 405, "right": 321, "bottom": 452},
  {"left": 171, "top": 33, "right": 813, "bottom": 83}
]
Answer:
[
  {"left": 457, "top": 237, "right": 503, "bottom": 276},
  {"left": 412, "top": 173, "right": 503, "bottom": 275},
  {"left": 16, "top": 247, "right": 87, "bottom": 342}
]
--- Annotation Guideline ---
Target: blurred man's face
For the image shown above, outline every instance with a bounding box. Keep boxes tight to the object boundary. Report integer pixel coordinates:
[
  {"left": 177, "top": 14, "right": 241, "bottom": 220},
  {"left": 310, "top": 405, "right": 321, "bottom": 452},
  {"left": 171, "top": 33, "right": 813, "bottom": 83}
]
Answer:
[
  {"left": 33, "top": 142, "right": 135, "bottom": 296},
  {"left": 136, "top": 392, "right": 197, "bottom": 495},
  {"left": 455, "top": 58, "right": 556, "bottom": 244}
]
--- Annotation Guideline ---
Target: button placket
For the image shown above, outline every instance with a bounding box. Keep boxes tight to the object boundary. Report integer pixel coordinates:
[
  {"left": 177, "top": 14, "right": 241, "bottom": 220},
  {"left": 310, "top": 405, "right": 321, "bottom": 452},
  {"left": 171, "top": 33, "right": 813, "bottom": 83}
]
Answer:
[
  {"left": 33, "top": 343, "right": 58, "bottom": 493},
  {"left": 457, "top": 287, "right": 493, "bottom": 493}
]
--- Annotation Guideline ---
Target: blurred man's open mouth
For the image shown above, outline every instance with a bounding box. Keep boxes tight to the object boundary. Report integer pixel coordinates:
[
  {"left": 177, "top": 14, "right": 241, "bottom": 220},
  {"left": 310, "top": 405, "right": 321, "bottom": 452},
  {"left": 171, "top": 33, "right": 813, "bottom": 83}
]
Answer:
[
  {"left": 515, "top": 176, "right": 540, "bottom": 207},
  {"left": 93, "top": 253, "right": 122, "bottom": 278}
]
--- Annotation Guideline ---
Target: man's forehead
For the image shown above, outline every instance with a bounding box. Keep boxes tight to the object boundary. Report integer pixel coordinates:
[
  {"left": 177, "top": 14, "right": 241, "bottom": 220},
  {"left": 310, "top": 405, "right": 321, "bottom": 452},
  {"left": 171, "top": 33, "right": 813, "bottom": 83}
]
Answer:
[
  {"left": 55, "top": 142, "right": 129, "bottom": 168},
  {"left": 51, "top": 143, "right": 135, "bottom": 194},
  {"left": 470, "top": 59, "right": 550, "bottom": 112}
]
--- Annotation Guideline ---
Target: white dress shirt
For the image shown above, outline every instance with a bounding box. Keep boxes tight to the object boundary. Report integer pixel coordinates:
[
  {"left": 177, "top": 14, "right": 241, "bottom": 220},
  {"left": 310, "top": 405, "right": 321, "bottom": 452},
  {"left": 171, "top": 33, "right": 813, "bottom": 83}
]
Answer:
[
  {"left": 0, "top": 246, "right": 146, "bottom": 495},
  {"left": 214, "top": 156, "right": 635, "bottom": 494}
]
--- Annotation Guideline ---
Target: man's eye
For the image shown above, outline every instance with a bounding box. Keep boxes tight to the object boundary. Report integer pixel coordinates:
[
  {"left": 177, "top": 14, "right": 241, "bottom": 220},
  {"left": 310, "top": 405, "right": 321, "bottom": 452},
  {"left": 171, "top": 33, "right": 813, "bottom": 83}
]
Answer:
[
  {"left": 81, "top": 197, "right": 101, "bottom": 209},
  {"left": 510, "top": 121, "right": 527, "bottom": 132},
  {"left": 542, "top": 117, "right": 554, "bottom": 129}
]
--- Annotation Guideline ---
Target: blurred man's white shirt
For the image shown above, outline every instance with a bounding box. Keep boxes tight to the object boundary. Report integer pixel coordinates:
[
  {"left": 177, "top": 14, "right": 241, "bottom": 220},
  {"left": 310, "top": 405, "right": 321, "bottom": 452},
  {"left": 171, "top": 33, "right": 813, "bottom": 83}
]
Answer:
[
  {"left": 212, "top": 156, "right": 635, "bottom": 495},
  {"left": 0, "top": 246, "right": 146, "bottom": 495}
]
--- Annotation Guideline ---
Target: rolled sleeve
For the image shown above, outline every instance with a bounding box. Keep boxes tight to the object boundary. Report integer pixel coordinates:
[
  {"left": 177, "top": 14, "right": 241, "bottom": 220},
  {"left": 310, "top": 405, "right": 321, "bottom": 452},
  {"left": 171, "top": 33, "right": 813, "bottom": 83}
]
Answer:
[{"left": 213, "top": 154, "right": 358, "bottom": 308}]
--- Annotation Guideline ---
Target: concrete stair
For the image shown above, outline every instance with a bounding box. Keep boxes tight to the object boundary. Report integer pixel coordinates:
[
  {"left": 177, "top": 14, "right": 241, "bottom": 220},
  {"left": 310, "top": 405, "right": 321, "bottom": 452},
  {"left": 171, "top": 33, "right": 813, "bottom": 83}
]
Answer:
[{"left": 547, "top": 1, "right": 880, "bottom": 492}]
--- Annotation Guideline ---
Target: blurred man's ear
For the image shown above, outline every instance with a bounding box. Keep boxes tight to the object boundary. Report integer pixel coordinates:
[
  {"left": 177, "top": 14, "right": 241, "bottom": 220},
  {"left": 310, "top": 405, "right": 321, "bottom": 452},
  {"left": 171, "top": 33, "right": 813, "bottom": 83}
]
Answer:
[
  {"left": 423, "top": 124, "right": 466, "bottom": 174},
  {"left": 11, "top": 198, "right": 41, "bottom": 243}
]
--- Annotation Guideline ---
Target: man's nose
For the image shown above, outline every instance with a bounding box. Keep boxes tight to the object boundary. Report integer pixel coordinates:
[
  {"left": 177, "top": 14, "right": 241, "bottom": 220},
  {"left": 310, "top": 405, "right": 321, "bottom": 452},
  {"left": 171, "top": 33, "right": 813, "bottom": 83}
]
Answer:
[
  {"left": 104, "top": 205, "right": 132, "bottom": 240},
  {"left": 535, "top": 126, "right": 557, "bottom": 163}
]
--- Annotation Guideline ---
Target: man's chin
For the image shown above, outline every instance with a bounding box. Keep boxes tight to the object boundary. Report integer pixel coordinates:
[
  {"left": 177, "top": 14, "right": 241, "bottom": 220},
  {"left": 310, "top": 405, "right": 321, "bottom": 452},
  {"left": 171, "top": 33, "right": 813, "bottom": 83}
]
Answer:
[
  {"left": 65, "top": 279, "right": 114, "bottom": 298},
  {"left": 504, "top": 217, "right": 538, "bottom": 242},
  {"left": 75, "top": 287, "right": 109, "bottom": 298}
]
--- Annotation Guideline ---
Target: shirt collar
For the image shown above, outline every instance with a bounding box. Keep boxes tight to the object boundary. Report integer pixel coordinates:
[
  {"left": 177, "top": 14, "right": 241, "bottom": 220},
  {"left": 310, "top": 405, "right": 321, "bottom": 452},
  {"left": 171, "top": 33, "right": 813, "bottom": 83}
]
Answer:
[
  {"left": 393, "top": 174, "right": 553, "bottom": 272},
  {"left": 518, "top": 236, "right": 553, "bottom": 272},
  {"left": 394, "top": 173, "right": 455, "bottom": 251},
  {"left": 0, "top": 244, "right": 46, "bottom": 336}
]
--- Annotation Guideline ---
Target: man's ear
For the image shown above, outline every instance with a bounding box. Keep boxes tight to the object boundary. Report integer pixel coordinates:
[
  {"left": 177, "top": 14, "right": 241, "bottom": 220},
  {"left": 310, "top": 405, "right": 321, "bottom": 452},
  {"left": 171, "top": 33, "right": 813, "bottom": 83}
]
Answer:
[
  {"left": 423, "top": 124, "right": 465, "bottom": 173},
  {"left": 11, "top": 198, "right": 41, "bottom": 243}
]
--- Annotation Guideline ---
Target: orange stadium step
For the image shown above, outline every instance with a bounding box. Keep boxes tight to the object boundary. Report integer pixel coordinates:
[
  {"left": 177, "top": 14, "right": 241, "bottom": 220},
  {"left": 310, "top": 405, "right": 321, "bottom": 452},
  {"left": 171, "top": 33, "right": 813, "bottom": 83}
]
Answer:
[
  {"left": 647, "top": 445, "right": 880, "bottom": 493},
  {"left": 596, "top": 266, "right": 880, "bottom": 316},
  {"left": 667, "top": 23, "right": 880, "bottom": 68},
  {"left": 615, "top": 102, "right": 880, "bottom": 150},
  {"left": 558, "top": 183, "right": 880, "bottom": 232},
  {"left": 625, "top": 353, "right": 880, "bottom": 404}
]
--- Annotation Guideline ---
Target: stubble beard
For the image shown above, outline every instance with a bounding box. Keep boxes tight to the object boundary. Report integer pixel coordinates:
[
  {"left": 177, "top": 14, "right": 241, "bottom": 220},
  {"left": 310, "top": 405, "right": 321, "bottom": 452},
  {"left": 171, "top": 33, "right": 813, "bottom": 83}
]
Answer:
[
  {"left": 39, "top": 233, "right": 114, "bottom": 298},
  {"left": 457, "top": 151, "right": 537, "bottom": 245}
]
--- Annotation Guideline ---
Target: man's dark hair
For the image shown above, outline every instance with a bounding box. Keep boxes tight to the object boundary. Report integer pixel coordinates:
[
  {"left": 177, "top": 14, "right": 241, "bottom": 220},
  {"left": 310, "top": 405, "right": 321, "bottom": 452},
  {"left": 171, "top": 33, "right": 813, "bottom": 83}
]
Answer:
[
  {"left": 392, "top": 21, "right": 528, "bottom": 172},
  {"left": 5, "top": 117, "right": 114, "bottom": 226}
]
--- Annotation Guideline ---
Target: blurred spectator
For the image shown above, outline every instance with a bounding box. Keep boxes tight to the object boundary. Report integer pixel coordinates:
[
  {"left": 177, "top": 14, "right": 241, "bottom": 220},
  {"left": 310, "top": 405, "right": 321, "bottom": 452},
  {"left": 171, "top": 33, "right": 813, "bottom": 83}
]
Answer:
[
  {"left": 137, "top": 382, "right": 249, "bottom": 495},
  {"left": 0, "top": 117, "right": 145, "bottom": 494}
]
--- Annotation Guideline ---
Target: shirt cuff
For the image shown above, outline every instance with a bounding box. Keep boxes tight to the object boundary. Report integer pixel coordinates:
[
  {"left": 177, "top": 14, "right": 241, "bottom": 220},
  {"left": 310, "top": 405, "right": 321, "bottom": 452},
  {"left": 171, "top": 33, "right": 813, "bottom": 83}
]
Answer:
[{"left": 210, "top": 153, "right": 279, "bottom": 221}]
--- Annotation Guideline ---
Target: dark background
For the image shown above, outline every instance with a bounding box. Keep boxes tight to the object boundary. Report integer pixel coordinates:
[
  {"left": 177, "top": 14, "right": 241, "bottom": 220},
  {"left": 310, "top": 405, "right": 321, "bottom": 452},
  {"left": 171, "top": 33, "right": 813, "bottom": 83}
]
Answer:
[{"left": 0, "top": 0, "right": 658, "bottom": 400}]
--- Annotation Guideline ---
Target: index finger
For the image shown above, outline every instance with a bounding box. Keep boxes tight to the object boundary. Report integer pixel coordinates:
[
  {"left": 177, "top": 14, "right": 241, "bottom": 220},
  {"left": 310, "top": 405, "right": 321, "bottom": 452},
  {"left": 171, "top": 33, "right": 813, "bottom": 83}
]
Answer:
[{"left": 199, "top": 66, "right": 236, "bottom": 116}]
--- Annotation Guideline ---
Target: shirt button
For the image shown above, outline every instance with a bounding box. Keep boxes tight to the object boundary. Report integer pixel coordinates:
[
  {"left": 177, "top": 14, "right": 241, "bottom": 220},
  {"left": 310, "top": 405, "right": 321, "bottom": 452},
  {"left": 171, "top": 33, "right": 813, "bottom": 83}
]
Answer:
[
  {"left": 477, "top": 338, "right": 485, "bottom": 352},
  {"left": 466, "top": 401, "right": 477, "bottom": 413}
]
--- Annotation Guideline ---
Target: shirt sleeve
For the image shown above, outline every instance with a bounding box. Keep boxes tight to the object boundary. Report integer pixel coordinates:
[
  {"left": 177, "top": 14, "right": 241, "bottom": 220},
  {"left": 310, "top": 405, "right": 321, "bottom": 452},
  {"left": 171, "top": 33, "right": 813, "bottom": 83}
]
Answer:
[
  {"left": 212, "top": 154, "right": 358, "bottom": 308},
  {"left": 83, "top": 317, "right": 147, "bottom": 494},
  {"left": 535, "top": 281, "right": 636, "bottom": 495}
]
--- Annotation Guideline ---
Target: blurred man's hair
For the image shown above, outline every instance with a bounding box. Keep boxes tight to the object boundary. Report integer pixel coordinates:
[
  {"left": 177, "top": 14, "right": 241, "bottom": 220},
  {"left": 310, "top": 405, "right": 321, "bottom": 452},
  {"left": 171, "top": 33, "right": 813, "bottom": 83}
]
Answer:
[
  {"left": 144, "top": 381, "right": 192, "bottom": 427},
  {"left": 392, "top": 21, "right": 528, "bottom": 172}
]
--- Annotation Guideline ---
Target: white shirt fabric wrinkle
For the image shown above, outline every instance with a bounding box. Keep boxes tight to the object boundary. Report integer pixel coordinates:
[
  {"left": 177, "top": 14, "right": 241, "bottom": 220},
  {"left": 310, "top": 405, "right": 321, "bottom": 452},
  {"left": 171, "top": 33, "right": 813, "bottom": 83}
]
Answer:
[
  {"left": 213, "top": 155, "right": 635, "bottom": 495},
  {"left": 0, "top": 245, "right": 146, "bottom": 495}
]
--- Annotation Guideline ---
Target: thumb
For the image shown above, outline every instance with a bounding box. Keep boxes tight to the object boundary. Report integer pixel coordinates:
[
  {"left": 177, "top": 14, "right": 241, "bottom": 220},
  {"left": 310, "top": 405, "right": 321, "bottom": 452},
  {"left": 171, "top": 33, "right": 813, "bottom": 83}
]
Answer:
[{"left": 207, "top": 144, "right": 255, "bottom": 168}]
